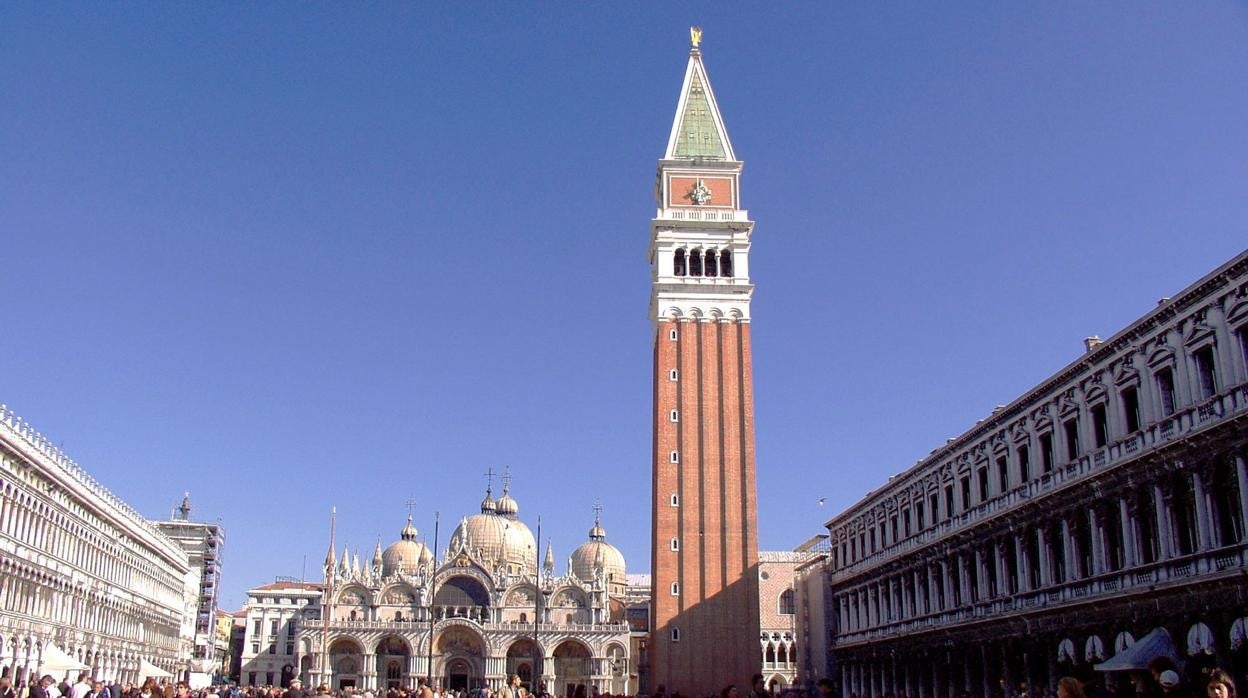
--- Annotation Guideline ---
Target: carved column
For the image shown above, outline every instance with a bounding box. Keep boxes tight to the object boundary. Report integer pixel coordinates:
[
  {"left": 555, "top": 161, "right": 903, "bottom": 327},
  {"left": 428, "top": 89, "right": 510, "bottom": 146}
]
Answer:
[
  {"left": 1236, "top": 453, "right": 1248, "bottom": 541},
  {"left": 1191, "top": 469, "right": 1213, "bottom": 551},
  {"left": 1153, "top": 483, "right": 1174, "bottom": 560},
  {"left": 1035, "top": 525, "right": 1051, "bottom": 588},
  {"left": 1014, "top": 534, "right": 1030, "bottom": 593},
  {"left": 1087, "top": 508, "right": 1104, "bottom": 575},
  {"left": 1118, "top": 498, "right": 1137, "bottom": 568}
]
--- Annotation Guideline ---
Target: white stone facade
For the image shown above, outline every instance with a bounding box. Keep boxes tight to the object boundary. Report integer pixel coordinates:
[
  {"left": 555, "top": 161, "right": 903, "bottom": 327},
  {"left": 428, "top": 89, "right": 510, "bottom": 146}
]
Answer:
[
  {"left": 807, "top": 250, "right": 1248, "bottom": 696},
  {"left": 0, "top": 405, "right": 189, "bottom": 684}
]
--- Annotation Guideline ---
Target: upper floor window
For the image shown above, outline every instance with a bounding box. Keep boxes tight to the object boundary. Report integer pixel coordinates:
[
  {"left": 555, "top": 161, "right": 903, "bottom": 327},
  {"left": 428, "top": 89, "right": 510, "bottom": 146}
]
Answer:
[
  {"left": 1121, "top": 386, "right": 1141, "bottom": 433},
  {"left": 1193, "top": 345, "right": 1218, "bottom": 400},
  {"left": 778, "top": 589, "right": 796, "bottom": 615},
  {"left": 1238, "top": 325, "right": 1248, "bottom": 374},
  {"left": 1063, "top": 418, "right": 1080, "bottom": 461},
  {"left": 915, "top": 501, "right": 925, "bottom": 530},
  {"left": 704, "top": 249, "right": 718, "bottom": 277},
  {"left": 978, "top": 467, "right": 990, "bottom": 502},
  {"left": 1039, "top": 433, "right": 1055, "bottom": 473},
  {"left": 996, "top": 456, "right": 1009, "bottom": 492},
  {"left": 720, "top": 250, "right": 734, "bottom": 277},
  {"left": 689, "top": 249, "right": 703, "bottom": 276},
  {"left": 1156, "top": 368, "right": 1176, "bottom": 416},
  {"left": 673, "top": 249, "right": 687, "bottom": 277},
  {"left": 1091, "top": 404, "right": 1108, "bottom": 448}
]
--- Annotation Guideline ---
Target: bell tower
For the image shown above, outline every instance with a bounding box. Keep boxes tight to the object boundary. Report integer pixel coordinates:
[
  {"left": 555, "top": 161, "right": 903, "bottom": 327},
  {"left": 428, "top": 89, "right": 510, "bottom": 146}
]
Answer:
[{"left": 649, "top": 28, "right": 760, "bottom": 696}]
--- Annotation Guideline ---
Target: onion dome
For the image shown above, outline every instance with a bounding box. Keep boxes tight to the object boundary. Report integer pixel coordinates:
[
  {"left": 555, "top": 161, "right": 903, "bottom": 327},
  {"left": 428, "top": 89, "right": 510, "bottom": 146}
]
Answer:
[
  {"left": 570, "top": 511, "right": 626, "bottom": 585},
  {"left": 480, "top": 486, "right": 497, "bottom": 513},
  {"left": 382, "top": 515, "right": 432, "bottom": 577},
  {"left": 495, "top": 490, "right": 519, "bottom": 517},
  {"left": 495, "top": 467, "right": 519, "bottom": 518}
]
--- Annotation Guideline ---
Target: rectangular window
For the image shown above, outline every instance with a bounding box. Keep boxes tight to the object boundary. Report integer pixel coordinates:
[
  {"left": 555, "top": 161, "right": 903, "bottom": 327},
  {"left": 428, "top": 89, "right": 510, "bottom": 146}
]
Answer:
[
  {"left": 1091, "top": 404, "right": 1108, "bottom": 448},
  {"left": 268, "top": 644, "right": 276, "bottom": 655},
  {"left": 1122, "top": 387, "right": 1141, "bottom": 433},
  {"left": 915, "top": 501, "right": 925, "bottom": 529},
  {"left": 252, "top": 619, "right": 261, "bottom": 636},
  {"left": 944, "top": 485, "right": 954, "bottom": 519},
  {"left": 250, "top": 643, "right": 259, "bottom": 655},
  {"left": 978, "top": 468, "right": 990, "bottom": 501},
  {"left": 287, "top": 622, "right": 296, "bottom": 637},
  {"left": 670, "top": 538, "right": 679, "bottom": 551},
  {"left": 285, "top": 643, "right": 294, "bottom": 656},
  {"left": 670, "top": 494, "right": 679, "bottom": 507},
  {"left": 670, "top": 410, "right": 679, "bottom": 422},
  {"left": 902, "top": 510, "right": 912, "bottom": 537},
  {"left": 1193, "top": 345, "right": 1217, "bottom": 399},
  {"left": 996, "top": 456, "right": 1009, "bottom": 492},
  {"left": 669, "top": 369, "right": 678, "bottom": 381},
  {"left": 1156, "top": 368, "right": 1176, "bottom": 416},
  {"left": 1039, "top": 433, "right": 1054, "bottom": 473},
  {"left": 669, "top": 328, "right": 678, "bottom": 341},
  {"left": 1063, "top": 418, "right": 1080, "bottom": 461},
  {"left": 960, "top": 477, "right": 971, "bottom": 510},
  {"left": 1239, "top": 326, "right": 1248, "bottom": 372},
  {"left": 1017, "top": 445, "right": 1031, "bottom": 482},
  {"left": 248, "top": 673, "right": 256, "bottom": 687},
  {"left": 269, "top": 619, "right": 278, "bottom": 637},
  {"left": 670, "top": 451, "right": 679, "bottom": 463},
  {"left": 869, "top": 528, "right": 876, "bottom": 552},
  {"left": 266, "top": 673, "right": 274, "bottom": 686},
  {"left": 670, "top": 582, "right": 680, "bottom": 596},
  {"left": 890, "top": 516, "right": 898, "bottom": 542}
]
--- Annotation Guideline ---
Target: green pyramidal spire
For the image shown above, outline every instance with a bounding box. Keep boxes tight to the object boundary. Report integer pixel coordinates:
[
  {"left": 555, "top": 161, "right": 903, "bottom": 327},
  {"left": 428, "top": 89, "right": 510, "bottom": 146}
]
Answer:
[
  {"left": 664, "top": 41, "right": 736, "bottom": 161},
  {"left": 673, "top": 73, "right": 727, "bottom": 159}
]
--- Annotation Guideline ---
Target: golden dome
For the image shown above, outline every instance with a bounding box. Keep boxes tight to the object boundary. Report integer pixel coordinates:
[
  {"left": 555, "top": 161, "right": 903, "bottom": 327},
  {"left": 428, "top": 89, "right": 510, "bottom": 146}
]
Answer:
[{"left": 449, "top": 511, "right": 537, "bottom": 573}]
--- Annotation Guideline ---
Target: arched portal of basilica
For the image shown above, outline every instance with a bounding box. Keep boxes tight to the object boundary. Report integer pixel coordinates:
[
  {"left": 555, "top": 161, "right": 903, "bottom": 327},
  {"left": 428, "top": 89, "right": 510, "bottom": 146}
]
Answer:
[{"left": 298, "top": 487, "right": 637, "bottom": 694}]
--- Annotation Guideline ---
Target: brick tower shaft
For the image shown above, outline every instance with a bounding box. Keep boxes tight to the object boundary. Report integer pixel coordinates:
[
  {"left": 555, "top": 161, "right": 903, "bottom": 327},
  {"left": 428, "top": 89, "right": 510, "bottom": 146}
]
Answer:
[{"left": 649, "top": 30, "right": 760, "bottom": 696}]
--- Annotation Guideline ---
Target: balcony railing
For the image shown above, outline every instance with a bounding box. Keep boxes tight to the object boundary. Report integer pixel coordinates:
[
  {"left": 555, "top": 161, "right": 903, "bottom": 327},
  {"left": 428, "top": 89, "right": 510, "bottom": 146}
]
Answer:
[
  {"left": 829, "top": 381, "right": 1248, "bottom": 585},
  {"left": 832, "top": 541, "right": 1247, "bottom": 647},
  {"left": 655, "top": 207, "right": 750, "bottom": 223}
]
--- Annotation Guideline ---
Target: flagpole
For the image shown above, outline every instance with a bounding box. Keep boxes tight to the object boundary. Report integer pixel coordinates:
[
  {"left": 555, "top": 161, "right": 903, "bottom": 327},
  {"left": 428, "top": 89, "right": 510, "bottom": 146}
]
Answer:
[
  {"left": 533, "top": 515, "right": 541, "bottom": 690},
  {"left": 426, "top": 511, "right": 439, "bottom": 691},
  {"left": 321, "top": 507, "right": 336, "bottom": 689}
]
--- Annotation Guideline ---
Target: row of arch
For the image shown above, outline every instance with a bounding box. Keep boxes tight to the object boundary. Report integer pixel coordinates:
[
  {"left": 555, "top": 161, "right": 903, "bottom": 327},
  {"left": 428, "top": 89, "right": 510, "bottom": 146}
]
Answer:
[
  {"left": 0, "top": 633, "right": 179, "bottom": 684},
  {"left": 317, "top": 629, "right": 623, "bottom": 659},
  {"left": 673, "top": 248, "right": 733, "bottom": 278}
]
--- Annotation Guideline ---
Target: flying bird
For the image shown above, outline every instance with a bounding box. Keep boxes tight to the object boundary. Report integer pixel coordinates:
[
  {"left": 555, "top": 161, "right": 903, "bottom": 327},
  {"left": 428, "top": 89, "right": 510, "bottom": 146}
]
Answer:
[{"left": 817, "top": 497, "right": 826, "bottom": 506}]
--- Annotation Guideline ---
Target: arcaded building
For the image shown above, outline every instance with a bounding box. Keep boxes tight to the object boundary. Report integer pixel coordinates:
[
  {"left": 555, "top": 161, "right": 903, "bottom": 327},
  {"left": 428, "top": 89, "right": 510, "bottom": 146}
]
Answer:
[
  {"left": 0, "top": 405, "right": 189, "bottom": 683},
  {"left": 812, "top": 250, "right": 1248, "bottom": 696}
]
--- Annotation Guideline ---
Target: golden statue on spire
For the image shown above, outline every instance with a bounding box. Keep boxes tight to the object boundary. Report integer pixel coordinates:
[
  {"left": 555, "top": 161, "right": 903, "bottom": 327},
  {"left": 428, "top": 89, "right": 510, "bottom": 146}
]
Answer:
[{"left": 690, "top": 26, "right": 703, "bottom": 49}]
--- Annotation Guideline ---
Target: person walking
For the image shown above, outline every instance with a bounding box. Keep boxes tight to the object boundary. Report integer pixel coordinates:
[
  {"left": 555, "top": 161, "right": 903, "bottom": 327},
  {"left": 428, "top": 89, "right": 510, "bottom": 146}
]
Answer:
[{"left": 1205, "top": 670, "right": 1237, "bottom": 698}]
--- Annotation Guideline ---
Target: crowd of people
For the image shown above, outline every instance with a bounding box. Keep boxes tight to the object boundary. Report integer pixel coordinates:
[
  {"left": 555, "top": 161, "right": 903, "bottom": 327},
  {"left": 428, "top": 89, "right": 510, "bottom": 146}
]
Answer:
[{"left": 0, "top": 665, "right": 1238, "bottom": 698}]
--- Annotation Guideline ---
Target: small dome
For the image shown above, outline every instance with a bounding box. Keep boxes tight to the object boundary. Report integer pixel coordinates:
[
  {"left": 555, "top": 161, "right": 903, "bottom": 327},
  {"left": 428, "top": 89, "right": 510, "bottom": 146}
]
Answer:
[
  {"left": 382, "top": 516, "right": 431, "bottom": 576},
  {"left": 495, "top": 492, "right": 519, "bottom": 517},
  {"left": 571, "top": 511, "right": 625, "bottom": 583},
  {"left": 570, "top": 540, "right": 626, "bottom": 585},
  {"left": 480, "top": 490, "right": 497, "bottom": 513}
]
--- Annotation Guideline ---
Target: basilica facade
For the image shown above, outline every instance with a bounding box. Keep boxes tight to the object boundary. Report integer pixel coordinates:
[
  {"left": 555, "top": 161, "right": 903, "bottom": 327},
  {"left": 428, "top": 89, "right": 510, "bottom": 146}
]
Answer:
[{"left": 250, "top": 483, "right": 633, "bottom": 695}]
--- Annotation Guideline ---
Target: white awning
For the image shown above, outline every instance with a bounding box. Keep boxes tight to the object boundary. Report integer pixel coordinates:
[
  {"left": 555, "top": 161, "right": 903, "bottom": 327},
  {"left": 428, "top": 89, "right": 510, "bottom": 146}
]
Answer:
[
  {"left": 140, "top": 659, "right": 174, "bottom": 679},
  {"left": 1187, "top": 622, "right": 1215, "bottom": 656},
  {"left": 1095, "top": 628, "right": 1179, "bottom": 672},
  {"left": 1058, "top": 638, "right": 1076, "bottom": 663},
  {"left": 38, "top": 644, "right": 90, "bottom": 674},
  {"left": 1230, "top": 618, "right": 1247, "bottom": 651},
  {"left": 1085, "top": 635, "right": 1106, "bottom": 662}
]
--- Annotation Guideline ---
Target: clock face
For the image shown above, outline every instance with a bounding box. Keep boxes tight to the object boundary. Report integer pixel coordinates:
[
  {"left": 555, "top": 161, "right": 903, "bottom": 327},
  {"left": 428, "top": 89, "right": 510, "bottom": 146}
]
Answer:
[{"left": 686, "top": 179, "right": 713, "bottom": 205}]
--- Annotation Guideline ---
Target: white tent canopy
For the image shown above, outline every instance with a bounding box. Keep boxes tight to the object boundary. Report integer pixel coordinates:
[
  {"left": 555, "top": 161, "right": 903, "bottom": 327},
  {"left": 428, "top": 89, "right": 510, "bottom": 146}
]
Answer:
[
  {"left": 140, "top": 659, "right": 174, "bottom": 679},
  {"left": 1095, "top": 628, "right": 1181, "bottom": 672},
  {"left": 38, "top": 644, "right": 90, "bottom": 674}
]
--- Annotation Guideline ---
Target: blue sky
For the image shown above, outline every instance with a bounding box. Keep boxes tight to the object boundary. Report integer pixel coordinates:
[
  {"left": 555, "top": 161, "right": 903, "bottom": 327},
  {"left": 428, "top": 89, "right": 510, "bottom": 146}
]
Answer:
[{"left": 2, "top": 4, "right": 1245, "bottom": 610}]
